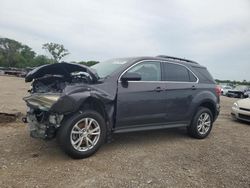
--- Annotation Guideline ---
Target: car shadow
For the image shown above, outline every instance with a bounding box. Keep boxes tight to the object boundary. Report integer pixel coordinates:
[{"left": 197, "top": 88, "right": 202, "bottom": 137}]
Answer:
[
  {"left": 236, "top": 119, "right": 250, "bottom": 126},
  {"left": 106, "top": 127, "right": 190, "bottom": 147},
  {"left": 26, "top": 127, "right": 190, "bottom": 160}
]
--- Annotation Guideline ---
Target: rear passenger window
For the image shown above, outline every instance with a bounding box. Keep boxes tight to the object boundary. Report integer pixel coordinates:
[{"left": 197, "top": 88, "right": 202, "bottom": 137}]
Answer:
[{"left": 164, "top": 63, "right": 197, "bottom": 82}]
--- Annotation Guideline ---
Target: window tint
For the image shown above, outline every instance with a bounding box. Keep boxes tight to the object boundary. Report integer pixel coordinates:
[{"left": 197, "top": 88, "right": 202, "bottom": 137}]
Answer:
[
  {"left": 127, "top": 61, "right": 161, "bottom": 81},
  {"left": 164, "top": 63, "right": 196, "bottom": 82},
  {"left": 192, "top": 67, "right": 215, "bottom": 84}
]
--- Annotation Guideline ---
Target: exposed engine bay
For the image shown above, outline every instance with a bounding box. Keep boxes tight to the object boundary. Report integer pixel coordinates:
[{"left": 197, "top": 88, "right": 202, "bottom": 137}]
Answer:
[
  {"left": 31, "top": 72, "right": 93, "bottom": 93},
  {"left": 23, "top": 62, "right": 99, "bottom": 139}
]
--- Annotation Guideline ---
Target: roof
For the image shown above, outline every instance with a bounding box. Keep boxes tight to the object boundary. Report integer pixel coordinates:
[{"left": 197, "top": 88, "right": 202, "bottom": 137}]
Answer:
[
  {"left": 124, "top": 55, "right": 201, "bottom": 67},
  {"left": 156, "top": 55, "right": 199, "bottom": 64}
]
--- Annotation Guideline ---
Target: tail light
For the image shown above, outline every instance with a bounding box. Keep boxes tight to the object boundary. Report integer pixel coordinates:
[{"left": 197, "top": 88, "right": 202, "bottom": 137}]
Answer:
[{"left": 215, "top": 85, "right": 221, "bottom": 96}]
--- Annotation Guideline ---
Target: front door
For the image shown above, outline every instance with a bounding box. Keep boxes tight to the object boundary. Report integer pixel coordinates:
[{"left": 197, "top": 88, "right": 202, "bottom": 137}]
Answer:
[{"left": 116, "top": 61, "right": 167, "bottom": 128}]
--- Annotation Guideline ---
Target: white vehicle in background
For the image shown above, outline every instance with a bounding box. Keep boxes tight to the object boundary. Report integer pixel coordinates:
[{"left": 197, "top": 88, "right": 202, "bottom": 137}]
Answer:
[
  {"left": 231, "top": 98, "right": 250, "bottom": 122},
  {"left": 244, "top": 90, "right": 250, "bottom": 98},
  {"left": 221, "top": 86, "right": 233, "bottom": 96}
]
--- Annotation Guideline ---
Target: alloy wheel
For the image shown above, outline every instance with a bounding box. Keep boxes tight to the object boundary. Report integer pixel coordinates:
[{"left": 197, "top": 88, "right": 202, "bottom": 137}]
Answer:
[
  {"left": 197, "top": 112, "right": 211, "bottom": 135},
  {"left": 70, "top": 118, "right": 101, "bottom": 152}
]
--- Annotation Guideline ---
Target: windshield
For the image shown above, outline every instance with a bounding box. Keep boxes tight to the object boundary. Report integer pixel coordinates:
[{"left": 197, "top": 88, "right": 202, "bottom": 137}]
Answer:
[
  {"left": 235, "top": 85, "right": 248, "bottom": 91},
  {"left": 91, "top": 58, "right": 129, "bottom": 78},
  {"left": 223, "top": 86, "right": 232, "bottom": 89}
]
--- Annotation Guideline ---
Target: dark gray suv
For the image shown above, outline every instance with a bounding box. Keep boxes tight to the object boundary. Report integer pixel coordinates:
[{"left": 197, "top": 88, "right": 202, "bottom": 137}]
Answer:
[{"left": 23, "top": 55, "right": 220, "bottom": 158}]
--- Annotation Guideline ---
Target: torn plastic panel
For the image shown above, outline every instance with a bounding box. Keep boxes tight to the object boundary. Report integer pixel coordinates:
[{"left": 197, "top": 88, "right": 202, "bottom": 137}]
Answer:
[
  {"left": 24, "top": 86, "right": 116, "bottom": 140},
  {"left": 24, "top": 94, "right": 61, "bottom": 111},
  {"left": 25, "top": 62, "right": 98, "bottom": 83},
  {"left": 23, "top": 62, "right": 117, "bottom": 140},
  {"left": 49, "top": 84, "right": 116, "bottom": 138}
]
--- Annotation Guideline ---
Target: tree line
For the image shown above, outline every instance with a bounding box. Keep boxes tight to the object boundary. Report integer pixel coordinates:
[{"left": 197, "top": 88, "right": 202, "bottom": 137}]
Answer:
[
  {"left": 215, "top": 79, "right": 250, "bottom": 86},
  {"left": 1, "top": 37, "right": 248, "bottom": 84},
  {"left": 0, "top": 37, "right": 99, "bottom": 68}
]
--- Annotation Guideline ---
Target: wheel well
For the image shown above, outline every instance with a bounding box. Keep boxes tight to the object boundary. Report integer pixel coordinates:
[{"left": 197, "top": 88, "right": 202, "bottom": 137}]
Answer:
[
  {"left": 80, "top": 98, "right": 107, "bottom": 121},
  {"left": 199, "top": 101, "right": 216, "bottom": 121}
]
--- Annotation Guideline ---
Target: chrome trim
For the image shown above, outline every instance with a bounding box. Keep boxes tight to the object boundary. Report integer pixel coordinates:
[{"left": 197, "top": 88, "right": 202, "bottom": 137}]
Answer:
[{"left": 118, "top": 60, "right": 199, "bottom": 83}]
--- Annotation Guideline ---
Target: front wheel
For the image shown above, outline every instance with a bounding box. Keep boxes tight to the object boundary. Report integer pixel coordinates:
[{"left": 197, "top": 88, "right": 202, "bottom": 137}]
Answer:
[
  {"left": 57, "top": 110, "right": 107, "bottom": 159},
  {"left": 187, "top": 107, "right": 213, "bottom": 139}
]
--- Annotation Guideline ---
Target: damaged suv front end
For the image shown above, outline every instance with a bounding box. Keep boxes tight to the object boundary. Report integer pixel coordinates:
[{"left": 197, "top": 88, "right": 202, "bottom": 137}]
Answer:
[{"left": 23, "top": 62, "right": 98, "bottom": 139}]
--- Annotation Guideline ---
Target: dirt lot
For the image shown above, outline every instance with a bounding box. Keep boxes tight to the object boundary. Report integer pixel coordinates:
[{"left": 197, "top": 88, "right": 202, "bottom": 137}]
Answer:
[{"left": 0, "top": 76, "right": 249, "bottom": 188}]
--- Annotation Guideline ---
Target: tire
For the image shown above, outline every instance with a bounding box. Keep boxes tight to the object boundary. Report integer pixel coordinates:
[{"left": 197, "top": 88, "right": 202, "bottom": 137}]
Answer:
[
  {"left": 57, "top": 110, "right": 107, "bottom": 159},
  {"left": 187, "top": 107, "right": 213, "bottom": 139}
]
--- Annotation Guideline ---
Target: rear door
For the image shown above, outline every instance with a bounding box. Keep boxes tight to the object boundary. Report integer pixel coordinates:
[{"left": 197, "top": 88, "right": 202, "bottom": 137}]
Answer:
[
  {"left": 116, "top": 61, "right": 167, "bottom": 128},
  {"left": 163, "top": 62, "right": 199, "bottom": 123}
]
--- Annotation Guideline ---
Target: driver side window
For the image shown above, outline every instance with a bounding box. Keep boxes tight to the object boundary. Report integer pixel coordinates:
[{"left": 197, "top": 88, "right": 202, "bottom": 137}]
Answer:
[{"left": 127, "top": 61, "right": 161, "bottom": 81}]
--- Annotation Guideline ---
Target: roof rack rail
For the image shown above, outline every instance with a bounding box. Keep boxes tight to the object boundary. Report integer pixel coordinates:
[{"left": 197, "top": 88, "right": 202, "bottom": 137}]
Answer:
[{"left": 157, "top": 55, "right": 198, "bottom": 64}]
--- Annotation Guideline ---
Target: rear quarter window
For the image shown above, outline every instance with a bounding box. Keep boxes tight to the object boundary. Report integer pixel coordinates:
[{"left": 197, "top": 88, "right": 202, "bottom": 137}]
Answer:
[{"left": 192, "top": 67, "right": 215, "bottom": 84}]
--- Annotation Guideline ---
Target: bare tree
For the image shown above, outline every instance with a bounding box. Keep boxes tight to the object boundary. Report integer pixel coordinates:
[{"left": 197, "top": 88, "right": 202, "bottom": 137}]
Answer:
[{"left": 42, "top": 42, "right": 69, "bottom": 63}]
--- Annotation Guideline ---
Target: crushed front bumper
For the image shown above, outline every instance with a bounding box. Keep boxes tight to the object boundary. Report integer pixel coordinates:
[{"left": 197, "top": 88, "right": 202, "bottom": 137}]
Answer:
[
  {"left": 23, "top": 94, "right": 64, "bottom": 139},
  {"left": 23, "top": 106, "right": 63, "bottom": 140}
]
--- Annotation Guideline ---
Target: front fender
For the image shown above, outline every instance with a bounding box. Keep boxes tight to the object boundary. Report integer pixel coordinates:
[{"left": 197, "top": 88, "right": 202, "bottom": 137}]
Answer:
[
  {"left": 50, "top": 92, "right": 91, "bottom": 114},
  {"left": 50, "top": 85, "right": 115, "bottom": 115}
]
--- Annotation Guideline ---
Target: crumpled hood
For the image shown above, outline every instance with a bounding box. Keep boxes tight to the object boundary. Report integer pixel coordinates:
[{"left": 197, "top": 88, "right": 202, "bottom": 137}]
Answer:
[
  {"left": 237, "top": 98, "right": 250, "bottom": 109},
  {"left": 25, "top": 62, "right": 98, "bottom": 82}
]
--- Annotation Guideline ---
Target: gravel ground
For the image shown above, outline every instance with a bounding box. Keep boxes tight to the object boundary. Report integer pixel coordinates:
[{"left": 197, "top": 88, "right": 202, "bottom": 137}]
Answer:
[
  {"left": 0, "top": 76, "right": 249, "bottom": 188},
  {"left": 0, "top": 76, "right": 29, "bottom": 114}
]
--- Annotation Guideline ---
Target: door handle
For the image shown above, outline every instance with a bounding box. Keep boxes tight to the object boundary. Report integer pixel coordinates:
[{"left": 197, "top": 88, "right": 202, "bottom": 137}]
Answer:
[{"left": 155, "top": 87, "right": 164, "bottom": 92}]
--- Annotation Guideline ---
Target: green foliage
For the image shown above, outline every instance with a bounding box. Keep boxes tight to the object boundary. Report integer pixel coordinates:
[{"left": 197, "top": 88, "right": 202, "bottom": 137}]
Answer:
[
  {"left": 42, "top": 42, "right": 69, "bottom": 63},
  {"left": 0, "top": 38, "right": 59, "bottom": 68},
  {"left": 0, "top": 38, "right": 36, "bottom": 67},
  {"left": 215, "top": 79, "right": 250, "bottom": 86},
  {"left": 0, "top": 37, "right": 99, "bottom": 69},
  {"left": 78, "top": 61, "right": 99, "bottom": 67},
  {"left": 32, "top": 55, "right": 54, "bottom": 67}
]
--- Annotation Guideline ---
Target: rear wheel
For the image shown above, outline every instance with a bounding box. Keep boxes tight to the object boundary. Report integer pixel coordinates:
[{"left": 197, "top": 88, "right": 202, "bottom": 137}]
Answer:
[
  {"left": 187, "top": 107, "right": 213, "bottom": 139},
  {"left": 57, "top": 110, "right": 106, "bottom": 159}
]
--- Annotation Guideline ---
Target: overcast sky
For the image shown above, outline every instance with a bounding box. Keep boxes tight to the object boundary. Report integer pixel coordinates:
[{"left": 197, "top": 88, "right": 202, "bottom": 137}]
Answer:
[{"left": 1, "top": 0, "right": 250, "bottom": 80}]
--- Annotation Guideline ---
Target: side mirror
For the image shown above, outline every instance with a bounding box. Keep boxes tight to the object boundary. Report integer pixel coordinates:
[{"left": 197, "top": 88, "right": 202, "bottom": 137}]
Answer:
[{"left": 121, "top": 72, "right": 141, "bottom": 82}]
